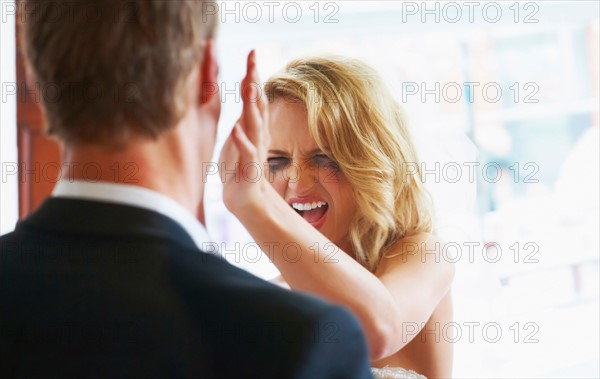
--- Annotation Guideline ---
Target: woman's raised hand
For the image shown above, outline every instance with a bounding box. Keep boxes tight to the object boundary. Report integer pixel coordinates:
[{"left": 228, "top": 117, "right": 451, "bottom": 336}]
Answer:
[{"left": 218, "top": 50, "right": 271, "bottom": 217}]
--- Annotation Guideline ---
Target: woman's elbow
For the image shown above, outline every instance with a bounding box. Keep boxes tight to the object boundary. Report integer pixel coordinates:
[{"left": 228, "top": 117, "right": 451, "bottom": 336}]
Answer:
[{"left": 367, "top": 321, "right": 404, "bottom": 361}]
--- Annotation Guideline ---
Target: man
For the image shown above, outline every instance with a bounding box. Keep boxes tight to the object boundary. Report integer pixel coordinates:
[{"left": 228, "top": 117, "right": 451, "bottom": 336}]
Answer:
[{"left": 0, "top": 1, "right": 372, "bottom": 377}]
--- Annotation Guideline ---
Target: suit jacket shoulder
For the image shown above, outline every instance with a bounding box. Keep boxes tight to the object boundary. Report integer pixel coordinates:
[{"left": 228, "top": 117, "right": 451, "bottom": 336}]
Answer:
[{"left": 0, "top": 198, "right": 372, "bottom": 378}]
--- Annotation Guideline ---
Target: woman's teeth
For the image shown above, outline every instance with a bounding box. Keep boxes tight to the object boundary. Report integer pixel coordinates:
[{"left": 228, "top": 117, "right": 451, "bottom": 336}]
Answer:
[{"left": 291, "top": 201, "right": 327, "bottom": 211}]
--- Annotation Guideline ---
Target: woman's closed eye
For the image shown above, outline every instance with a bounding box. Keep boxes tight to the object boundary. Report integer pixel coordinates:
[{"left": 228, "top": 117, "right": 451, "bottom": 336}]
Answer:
[
  {"left": 313, "top": 154, "right": 340, "bottom": 171},
  {"left": 267, "top": 157, "right": 290, "bottom": 172}
]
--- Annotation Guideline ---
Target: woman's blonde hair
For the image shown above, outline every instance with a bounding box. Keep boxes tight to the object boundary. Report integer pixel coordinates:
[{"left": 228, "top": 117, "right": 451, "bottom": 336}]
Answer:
[{"left": 265, "top": 56, "right": 433, "bottom": 272}]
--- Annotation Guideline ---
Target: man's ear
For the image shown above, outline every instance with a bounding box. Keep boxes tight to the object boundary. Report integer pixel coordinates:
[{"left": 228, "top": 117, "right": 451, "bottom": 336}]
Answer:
[{"left": 199, "top": 39, "right": 219, "bottom": 106}]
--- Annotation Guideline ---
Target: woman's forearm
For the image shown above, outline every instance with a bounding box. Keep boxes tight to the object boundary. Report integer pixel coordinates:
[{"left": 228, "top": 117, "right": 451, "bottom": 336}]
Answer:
[{"left": 237, "top": 186, "right": 401, "bottom": 359}]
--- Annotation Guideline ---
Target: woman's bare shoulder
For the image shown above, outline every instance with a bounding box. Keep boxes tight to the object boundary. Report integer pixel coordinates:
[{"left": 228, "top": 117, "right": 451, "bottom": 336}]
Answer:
[
  {"left": 382, "top": 232, "right": 440, "bottom": 260},
  {"left": 375, "top": 232, "right": 452, "bottom": 279}
]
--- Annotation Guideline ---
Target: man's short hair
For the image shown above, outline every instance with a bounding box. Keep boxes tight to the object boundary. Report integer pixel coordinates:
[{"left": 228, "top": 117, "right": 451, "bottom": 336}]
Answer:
[{"left": 21, "top": 0, "right": 218, "bottom": 148}]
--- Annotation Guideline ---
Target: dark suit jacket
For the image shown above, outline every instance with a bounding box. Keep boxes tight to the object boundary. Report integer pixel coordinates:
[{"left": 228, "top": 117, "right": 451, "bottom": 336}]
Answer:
[{"left": 0, "top": 198, "right": 372, "bottom": 378}]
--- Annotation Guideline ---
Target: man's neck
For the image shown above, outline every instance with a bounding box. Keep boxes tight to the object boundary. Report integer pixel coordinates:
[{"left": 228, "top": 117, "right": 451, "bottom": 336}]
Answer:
[{"left": 61, "top": 138, "right": 204, "bottom": 217}]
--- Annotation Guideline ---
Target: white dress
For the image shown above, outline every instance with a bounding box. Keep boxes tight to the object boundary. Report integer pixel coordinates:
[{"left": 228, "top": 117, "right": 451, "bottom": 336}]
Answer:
[{"left": 371, "top": 366, "right": 427, "bottom": 379}]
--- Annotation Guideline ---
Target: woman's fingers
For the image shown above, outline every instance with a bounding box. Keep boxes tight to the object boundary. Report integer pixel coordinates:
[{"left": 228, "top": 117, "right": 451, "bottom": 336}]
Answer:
[
  {"left": 219, "top": 122, "right": 261, "bottom": 185},
  {"left": 232, "top": 123, "right": 258, "bottom": 164},
  {"left": 237, "top": 50, "right": 269, "bottom": 170},
  {"left": 248, "top": 50, "right": 267, "bottom": 120},
  {"left": 229, "top": 123, "right": 264, "bottom": 187},
  {"left": 218, "top": 128, "right": 238, "bottom": 173},
  {"left": 248, "top": 51, "right": 270, "bottom": 158},
  {"left": 242, "top": 51, "right": 262, "bottom": 148},
  {"left": 233, "top": 123, "right": 266, "bottom": 186},
  {"left": 219, "top": 51, "right": 271, "bottom": 213}
]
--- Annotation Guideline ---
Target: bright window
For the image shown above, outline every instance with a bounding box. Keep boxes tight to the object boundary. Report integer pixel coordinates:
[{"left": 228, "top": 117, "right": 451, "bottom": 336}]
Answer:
[{"left": 206, "top": 2, "right": 600, "bottom": 377}]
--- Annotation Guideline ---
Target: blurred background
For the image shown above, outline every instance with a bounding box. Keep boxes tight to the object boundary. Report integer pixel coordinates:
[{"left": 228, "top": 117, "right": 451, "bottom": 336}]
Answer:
[
  {"left": 203, "top": 1, "right": 600, "bottom": 378},
  {"left": 1, "top": 1, "right": 598, "bottom": 378}
]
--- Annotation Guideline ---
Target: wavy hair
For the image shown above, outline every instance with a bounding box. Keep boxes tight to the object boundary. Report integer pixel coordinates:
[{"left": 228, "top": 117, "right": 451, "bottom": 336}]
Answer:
[{"left": 265, "top": 56, "right": 433, "bottom": 272}]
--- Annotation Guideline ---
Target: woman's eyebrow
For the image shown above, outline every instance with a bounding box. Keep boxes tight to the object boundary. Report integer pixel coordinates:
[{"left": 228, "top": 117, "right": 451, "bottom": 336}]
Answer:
[
  {"left": 307, "top": 148, "right": 324, "bottom": 156},
  {"left": 268, "top": 149, "right": 289, "bottom": 155},
  {"left": 267, "top": 148, "right": 326, "bottom": 157}
]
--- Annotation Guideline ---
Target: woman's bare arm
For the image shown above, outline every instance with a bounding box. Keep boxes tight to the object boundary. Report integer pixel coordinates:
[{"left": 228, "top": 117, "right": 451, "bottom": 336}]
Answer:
[{"left": 235, "top": 183, "right": 454, "bottom": 360}]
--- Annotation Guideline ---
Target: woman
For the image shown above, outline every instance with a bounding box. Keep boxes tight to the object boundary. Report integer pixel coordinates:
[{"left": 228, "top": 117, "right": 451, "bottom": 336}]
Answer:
[{"left": 219, "top": 52, "right": 455, "bottom": 378}]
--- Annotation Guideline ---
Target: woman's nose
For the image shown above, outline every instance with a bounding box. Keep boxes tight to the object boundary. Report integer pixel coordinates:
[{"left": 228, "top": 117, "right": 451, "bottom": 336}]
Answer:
[{"left": 287, "top": 163, "right": 317, "bottom": 195}]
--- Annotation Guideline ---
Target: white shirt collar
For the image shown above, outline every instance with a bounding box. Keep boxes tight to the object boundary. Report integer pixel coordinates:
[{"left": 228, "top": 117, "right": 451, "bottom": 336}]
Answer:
[{"left": 52, "top": 180, "right": 213, "bottom": 251}]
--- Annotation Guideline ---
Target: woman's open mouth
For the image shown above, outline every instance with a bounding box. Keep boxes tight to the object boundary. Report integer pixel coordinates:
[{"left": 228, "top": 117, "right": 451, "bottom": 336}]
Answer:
[{"left": 289, "top": 199, "right": 329, "bottom": 230}]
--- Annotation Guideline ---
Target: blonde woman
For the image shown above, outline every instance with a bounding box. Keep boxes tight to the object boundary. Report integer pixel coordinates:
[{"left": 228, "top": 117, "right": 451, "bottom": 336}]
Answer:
[{"left": 219, "top": 52, "right": 455, "bottom": 378}]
